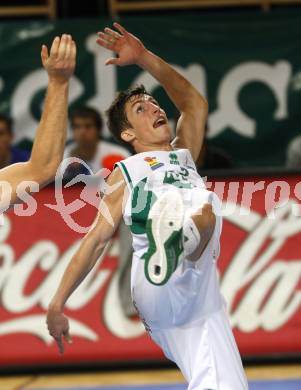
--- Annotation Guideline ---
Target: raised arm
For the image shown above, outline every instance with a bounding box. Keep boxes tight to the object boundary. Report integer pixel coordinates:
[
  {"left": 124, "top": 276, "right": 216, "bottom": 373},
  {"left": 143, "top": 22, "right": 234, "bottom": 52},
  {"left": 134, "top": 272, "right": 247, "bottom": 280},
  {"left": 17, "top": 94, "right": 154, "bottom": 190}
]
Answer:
[
  {"left": 0, "top": 34, "right": 76, "bottom": 209},
  {"left": 97, "top": 23, "right": 208, "bottom": 161},
  {"left": 47, "top": 168, "right": 126, "bottom": 354}
]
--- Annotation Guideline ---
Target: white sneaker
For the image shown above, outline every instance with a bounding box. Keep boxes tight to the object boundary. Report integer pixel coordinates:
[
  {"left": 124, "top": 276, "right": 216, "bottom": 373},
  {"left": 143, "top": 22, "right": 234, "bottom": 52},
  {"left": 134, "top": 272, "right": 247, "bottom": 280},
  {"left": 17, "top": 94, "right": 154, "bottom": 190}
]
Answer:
[{"left": 142, "top": 191, "right": 184, "bottom": 286}]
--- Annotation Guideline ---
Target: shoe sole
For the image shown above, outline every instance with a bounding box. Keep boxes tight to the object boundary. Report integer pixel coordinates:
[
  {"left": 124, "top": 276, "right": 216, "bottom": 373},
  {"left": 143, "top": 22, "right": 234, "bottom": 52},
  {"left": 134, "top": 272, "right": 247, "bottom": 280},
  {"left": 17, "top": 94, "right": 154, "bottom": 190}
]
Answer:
[{"left": 142, "top": 191, "right": 184, "bottom": 286}]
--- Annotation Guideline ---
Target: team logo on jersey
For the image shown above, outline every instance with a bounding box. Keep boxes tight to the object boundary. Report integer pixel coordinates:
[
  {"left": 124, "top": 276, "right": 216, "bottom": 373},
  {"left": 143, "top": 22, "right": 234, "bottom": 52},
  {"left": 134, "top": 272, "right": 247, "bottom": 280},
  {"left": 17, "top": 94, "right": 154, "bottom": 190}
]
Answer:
[
  {"left": 144, "top": 157, "right": 164, "bottom": 170},
  {"left": 169, "top": 153, "right": 180, "bottom": 165}
]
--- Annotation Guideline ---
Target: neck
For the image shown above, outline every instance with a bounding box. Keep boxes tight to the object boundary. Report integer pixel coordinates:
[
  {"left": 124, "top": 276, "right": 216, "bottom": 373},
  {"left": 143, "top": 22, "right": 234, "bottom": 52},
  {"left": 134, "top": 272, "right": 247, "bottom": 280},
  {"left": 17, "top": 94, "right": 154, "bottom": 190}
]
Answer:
[
  {"left": 196, "top": 143, "right": 207, "bottom": 167},
  {"left": 133, "top": 141, "right": 173, "bottom": 154}
]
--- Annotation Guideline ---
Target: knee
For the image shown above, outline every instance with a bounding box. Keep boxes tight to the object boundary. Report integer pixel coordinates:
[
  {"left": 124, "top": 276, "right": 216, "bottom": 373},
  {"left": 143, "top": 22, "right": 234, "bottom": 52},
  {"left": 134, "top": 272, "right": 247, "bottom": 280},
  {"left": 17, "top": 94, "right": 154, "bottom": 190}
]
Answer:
[
  {"left": 192, "top": 203, "right": 216, "bottom": 233},
  {"left": 202, "top": 203, "right": 216, "bottom": 227},
  {"left": 188, "top": 203, "right": 216, "bottom": 262}
]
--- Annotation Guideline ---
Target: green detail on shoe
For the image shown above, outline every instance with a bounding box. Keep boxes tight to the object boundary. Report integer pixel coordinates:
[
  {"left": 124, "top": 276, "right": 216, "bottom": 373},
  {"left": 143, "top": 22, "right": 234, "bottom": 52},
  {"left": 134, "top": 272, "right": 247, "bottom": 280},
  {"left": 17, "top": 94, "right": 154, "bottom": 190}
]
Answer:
[
  {"left": 142, "top": 218, "right": 156, "bottom": 262},
  {"left": 143, "top": 219, "right": 183, "bottom": 286},
  {"left": 164, "top": 227, "right": 184, "bottom": 273},
  {"left": 130, "top": 178, "right": 157, "bottom": 235}
]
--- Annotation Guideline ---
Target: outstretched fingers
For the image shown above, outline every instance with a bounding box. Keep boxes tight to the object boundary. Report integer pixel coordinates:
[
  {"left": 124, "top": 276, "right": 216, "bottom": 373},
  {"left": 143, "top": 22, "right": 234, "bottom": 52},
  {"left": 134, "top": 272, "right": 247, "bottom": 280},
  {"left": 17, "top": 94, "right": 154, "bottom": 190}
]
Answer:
[
  {"left": 113, "top": 22, "right": 127, "bottom": 35},
  {"left": 58, "top": 34, "right": 69, "bottom": 59},
  {"left": 96, "top": 36, "right": 111, "bottom": 50},
  {"left": 96, "top": 23, "right": 140, "bottom": 66},
  {"left": 41, "top": 44, "right": 49, "bottom": 66},
  {"left": 54, "top": 335, "right": 64, "bottom": 354},
  {"left": 105, "top": 57, "right": 120, "bottom": 66},
  {"left": 45, "top": 34, "right": 75, "bottom": 62},
  {"left": 104, "top": 27, "right": 122, "bottom": 40},
  {"left": 49, "top": 35, "right": 60, "bottom": 58},
  {"left": 97, "top": 24, "right": 124, "bottom": 48},
  {"left": 97, "top": 32, "right": 116, "bottom": 48},
  {"left": 64, "top": 36, "right": 72, "bottom": 60},
  {"left": 64, "top": 36, "right": 76, "bottom": 65},
  {"left": 70, "top": 39, "right": 77, "bottom": 63},
  {"left": 63, "top": 328, "right": 73, "bottom": 345},
  {"left": 51, "top": 326, "right": 72, "bottom": 354}
]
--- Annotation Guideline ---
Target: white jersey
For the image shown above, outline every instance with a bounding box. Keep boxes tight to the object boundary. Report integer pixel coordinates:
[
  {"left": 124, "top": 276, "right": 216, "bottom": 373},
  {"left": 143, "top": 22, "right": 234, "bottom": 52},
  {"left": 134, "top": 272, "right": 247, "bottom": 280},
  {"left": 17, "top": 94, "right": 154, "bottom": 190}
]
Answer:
[{"left": 116, "top": 148, "right": 248, "bottom": 390}]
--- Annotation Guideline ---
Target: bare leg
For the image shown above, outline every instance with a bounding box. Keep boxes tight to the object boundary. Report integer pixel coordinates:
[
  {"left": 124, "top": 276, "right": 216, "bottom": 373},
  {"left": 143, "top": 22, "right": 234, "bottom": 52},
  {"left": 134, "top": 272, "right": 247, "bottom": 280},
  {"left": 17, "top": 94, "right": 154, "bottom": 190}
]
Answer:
[{"left": 186, "top": 203, "right": 216, "bottom": 262}]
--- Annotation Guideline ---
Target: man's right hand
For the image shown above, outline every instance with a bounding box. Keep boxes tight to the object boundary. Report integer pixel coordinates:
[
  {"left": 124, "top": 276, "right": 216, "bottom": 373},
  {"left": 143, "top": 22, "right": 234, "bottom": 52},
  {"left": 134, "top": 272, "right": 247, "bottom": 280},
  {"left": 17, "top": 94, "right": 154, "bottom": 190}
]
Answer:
[
  {"left": 46, "top": 307, "right": 72, "bottom": 354},
  {"left": 41, "top": 34, "right": 76, "bottom": 83},
  {"left": 96, "top": 23, "right": 146, "bottom": 66}
]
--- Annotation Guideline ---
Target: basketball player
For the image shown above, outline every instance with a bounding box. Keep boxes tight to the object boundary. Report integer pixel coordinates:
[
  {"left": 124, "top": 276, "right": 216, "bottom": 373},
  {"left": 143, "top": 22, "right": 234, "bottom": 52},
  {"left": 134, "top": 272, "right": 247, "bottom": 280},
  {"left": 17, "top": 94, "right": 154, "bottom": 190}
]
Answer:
[
  {"left": 47, "top": 24, "right": 248, "bottom": 390},
  {"left": 0, "top": 34, "right": 76, "bottom": 210}
]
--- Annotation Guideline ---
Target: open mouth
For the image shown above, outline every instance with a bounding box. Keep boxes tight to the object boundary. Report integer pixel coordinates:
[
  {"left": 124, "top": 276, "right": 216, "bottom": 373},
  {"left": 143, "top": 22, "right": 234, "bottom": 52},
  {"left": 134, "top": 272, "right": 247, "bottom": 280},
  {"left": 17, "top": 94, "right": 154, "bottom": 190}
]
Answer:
[{"left": 153, "top": 117, "right": 167, "bottom": 129}]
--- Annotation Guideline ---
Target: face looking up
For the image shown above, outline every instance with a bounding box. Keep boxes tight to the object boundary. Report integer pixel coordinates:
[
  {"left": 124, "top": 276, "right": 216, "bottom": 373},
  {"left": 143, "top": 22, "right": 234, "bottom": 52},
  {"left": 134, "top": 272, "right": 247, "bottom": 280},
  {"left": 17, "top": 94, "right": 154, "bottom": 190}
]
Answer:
[{"left": 122, "top": 94, "right": 172, "bottom": 149}]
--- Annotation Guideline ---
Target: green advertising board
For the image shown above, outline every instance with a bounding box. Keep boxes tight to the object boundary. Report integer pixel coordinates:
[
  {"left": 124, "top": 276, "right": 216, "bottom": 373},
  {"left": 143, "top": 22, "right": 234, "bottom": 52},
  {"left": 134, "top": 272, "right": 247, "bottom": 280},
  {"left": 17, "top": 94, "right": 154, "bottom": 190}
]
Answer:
[{"left": 0, "top": 9, "right": 300, "bottom": 168}]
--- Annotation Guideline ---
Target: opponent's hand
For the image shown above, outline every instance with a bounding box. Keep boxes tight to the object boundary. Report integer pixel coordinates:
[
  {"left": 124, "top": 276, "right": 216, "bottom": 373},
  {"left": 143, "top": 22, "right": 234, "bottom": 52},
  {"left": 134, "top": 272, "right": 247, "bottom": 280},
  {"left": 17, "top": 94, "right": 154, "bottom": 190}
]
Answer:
[
  {"left": 46, "top": 308, "right": 72, "bottom": 354},
  {"left": 41, "top": 34, "right": 76, "bottom": 83},
  {"left": 96, "top": 23, "right": 146, "bottom": 66}
]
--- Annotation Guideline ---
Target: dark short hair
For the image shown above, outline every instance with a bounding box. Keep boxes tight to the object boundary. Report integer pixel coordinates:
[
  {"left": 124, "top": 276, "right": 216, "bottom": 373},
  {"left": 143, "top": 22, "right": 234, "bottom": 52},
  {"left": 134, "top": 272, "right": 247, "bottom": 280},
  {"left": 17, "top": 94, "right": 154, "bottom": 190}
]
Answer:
[
  {"left": 69, "top": 106, "right": 103, "bottom": 135},
  {"left": 106, "top": 85, "right": 150, "bottom": 146},
  {"left": 0, "top": 113, "right": 13, "bottom": 134}
]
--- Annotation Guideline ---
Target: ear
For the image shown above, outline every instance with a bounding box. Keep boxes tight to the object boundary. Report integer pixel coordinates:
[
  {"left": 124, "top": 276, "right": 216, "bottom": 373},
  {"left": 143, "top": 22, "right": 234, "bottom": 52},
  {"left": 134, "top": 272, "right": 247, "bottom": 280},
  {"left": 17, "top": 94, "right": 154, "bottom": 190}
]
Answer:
[{"left": 121, "top": 129, "right": 135, "bottom": 143}]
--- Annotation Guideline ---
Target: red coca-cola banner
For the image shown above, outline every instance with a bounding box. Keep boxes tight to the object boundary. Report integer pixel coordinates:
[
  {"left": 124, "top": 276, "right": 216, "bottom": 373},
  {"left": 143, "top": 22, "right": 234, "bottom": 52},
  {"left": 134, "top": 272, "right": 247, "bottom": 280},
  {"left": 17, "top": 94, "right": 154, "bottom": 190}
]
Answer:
[{"left": 0, "top": 175, "right": 300, "bottom": 368}]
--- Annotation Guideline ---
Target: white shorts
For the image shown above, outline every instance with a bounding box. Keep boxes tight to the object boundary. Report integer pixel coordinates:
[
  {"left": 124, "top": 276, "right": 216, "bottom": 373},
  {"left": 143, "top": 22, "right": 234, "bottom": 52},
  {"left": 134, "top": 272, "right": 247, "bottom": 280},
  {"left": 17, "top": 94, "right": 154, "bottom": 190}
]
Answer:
[{"left": 150, "top": 308, "right": 249, "bottom": 390}]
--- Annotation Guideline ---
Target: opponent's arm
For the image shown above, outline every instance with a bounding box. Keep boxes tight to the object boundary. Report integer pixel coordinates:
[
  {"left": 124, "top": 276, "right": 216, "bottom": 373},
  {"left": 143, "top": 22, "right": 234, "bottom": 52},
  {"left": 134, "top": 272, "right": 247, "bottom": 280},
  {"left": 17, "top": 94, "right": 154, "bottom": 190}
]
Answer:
[
  {"left": 97, "top": 23, "right": 208, "bottom": 161},
  {"left": 47, "top": 168, "right": 126, "bottom": 354},
  {"left": 0, "top": 34, "right": 76, "bottom": 209}
]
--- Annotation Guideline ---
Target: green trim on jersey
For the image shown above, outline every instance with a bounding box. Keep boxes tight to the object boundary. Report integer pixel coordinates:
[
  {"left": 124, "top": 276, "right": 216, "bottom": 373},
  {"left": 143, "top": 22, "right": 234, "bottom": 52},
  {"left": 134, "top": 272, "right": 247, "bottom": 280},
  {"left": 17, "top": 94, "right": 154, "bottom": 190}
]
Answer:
[
  {"left": 130, "top": 177, "right": 157, "bottom": 235},
  {"left": 119, "top": 161, "right": 133, "bottom": 189}
]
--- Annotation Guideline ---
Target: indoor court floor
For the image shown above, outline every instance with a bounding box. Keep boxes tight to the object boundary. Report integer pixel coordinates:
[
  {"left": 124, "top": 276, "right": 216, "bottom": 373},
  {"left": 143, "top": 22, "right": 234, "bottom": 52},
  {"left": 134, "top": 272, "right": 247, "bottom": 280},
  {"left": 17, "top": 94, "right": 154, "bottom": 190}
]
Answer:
[{"left": 1, "top": 365, "right": 300, "bottom": 390}]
